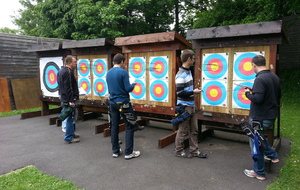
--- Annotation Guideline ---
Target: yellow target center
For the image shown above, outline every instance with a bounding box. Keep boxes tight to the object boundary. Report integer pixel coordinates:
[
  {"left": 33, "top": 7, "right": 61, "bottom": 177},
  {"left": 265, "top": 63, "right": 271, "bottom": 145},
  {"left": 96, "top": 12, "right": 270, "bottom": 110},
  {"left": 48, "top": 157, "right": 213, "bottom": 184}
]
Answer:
[
  {"left": 97, "top": 65, "right": 102, "bottom": 72},
  {"left": 242, "top": 92, "right": 249, "bottom": 100},
  {"left": 211, "top": 62, "right": 219, "bottom": 71},
  {"left": 155, "top": 87, "right": 162, "bottom": 94},
  {"left": 134, "top": 65, "right": 141, "bottom": 72},
  {"left": 135, "top": 86, "right": 141, "bottom": 92},
  {"left": 50, "top": 73, "right": 54, "bottom": 81},
  {"left": 243, "top": 62, "right": 252, "bottom": 71},
  {"left": 97, "top": 84, "right": 103, "bottom": 91},
  {"left": 156, "top": 64, "right": 162, "bottom": 72},
  {"left": 210, "top": 89, "right": 218, "bottom": 97},
  {"left": 82, "top": 65, "right": 86, "bottom": 71},
  {"left": 82, "top": 83, "right": 87, "bottom": 89}
]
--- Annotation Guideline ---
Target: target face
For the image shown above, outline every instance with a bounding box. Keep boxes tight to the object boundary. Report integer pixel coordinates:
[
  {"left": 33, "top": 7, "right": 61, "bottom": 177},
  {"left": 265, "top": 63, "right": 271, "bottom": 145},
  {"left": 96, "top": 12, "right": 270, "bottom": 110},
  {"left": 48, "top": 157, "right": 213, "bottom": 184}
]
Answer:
[
  {"left": 150, "top": 80, "right": 168, "bottom": 102},
  {"left": 93, "top": 78, "right": 107, "bottom": 96},
  {"left": 130, "top": 79, "right": 146, "bottom": 100},
  {"left": 202, "top": 53, "right": 228, "bottom": 79},
  {"left": 78, "top": 78, "right": 91, "bottom": 94},
  {"left": 149, "top": 56, "right": 168, "bottom": 79},
  {"left": 234, "top": 52, "right": 263, "bottom": 80},
  {"left": 129, "top": 57, "right": 146, "bottom": 78},
  {"left": 78, "top": 59, "right": 90, "bottom": 77},
  {"left": 202, "top": 81, "right": 227, "bottom": 106},
  {"left": 232, "top": 82, "right": 253, "bottom": 109},
  {"left": 93, "top": 59, "right": 107, "bottom": 78},
  {"left": 43, "top": 62, "right": 59, "bottom": 92}
]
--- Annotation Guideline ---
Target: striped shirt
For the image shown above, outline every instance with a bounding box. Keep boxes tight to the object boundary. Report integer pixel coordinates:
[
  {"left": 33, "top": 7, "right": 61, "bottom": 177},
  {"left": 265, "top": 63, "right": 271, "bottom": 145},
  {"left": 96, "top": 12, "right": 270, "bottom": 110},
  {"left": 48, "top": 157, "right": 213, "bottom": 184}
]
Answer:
[{"left": 175, "top": 67, "right": 194, "bottom": 106}]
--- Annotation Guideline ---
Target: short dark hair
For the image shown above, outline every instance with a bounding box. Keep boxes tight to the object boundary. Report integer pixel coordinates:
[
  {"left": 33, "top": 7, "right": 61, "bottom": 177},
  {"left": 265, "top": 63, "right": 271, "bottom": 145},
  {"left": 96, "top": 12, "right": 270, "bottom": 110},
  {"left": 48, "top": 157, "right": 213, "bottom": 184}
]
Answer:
[
  {"left": 65, "top": 55, "right": 75, "bottom": 65},
  {"left": 252, "top": 55, "right": 266, "bottom": 66},
  {"left": 113, "top": 53, "right": 125, "bottom": 65},
  {"left": 180, "top": 49, "right": 194, "bottom": 63}
]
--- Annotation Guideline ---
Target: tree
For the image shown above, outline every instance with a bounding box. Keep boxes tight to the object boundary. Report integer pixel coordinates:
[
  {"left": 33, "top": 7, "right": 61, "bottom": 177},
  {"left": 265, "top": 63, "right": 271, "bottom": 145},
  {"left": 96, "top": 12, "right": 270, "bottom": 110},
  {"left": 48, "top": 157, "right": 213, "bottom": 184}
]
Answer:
[{"left": 0, "top": 27, "right": 20, "bottom": 34}]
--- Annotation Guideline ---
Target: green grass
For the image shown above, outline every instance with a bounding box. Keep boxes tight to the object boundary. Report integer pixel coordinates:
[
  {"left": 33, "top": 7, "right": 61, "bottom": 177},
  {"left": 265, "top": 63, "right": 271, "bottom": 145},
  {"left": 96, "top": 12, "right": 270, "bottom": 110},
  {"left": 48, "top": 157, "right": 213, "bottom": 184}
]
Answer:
[
  {"left": 0, "top": 105, "right": 59, "bottom": 118},
  {"left": 0, "top": 165, "right": 83, "bottom": 190}
]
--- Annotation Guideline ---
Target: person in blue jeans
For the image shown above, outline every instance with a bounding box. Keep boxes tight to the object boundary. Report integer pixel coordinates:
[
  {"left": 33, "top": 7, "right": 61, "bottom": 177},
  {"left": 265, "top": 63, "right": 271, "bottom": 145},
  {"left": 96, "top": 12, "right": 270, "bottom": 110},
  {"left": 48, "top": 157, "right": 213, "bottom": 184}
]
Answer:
[
  {"left": 106, "top": 53, "right": 140, "bottom": 160},
  {"left": 244, "top": 55, "right": 281, "bottom": 180},
  {"left": 58, "top": 55, "right": 80, "bottom": 144}
]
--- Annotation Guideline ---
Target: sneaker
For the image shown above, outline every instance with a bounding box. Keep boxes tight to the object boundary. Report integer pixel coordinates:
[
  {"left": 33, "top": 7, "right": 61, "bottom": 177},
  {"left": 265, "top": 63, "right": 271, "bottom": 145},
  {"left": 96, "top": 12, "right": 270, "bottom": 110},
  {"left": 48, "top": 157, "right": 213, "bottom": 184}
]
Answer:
[
  {"left": 174, "top": 152, "right": 192, "bottom": 158},
  {"left": 64, "top": 138, "right": 80, "bottom": 144},
  {"left": 74, "top": 134, "right": 80, "bottom": 138},
  {"left": 244, "top": 169, "right": 265, "bottom": 180},
  {"left": 264, "top": 156, "right": 279, "bottom": 163},
  {"left": 191, "top": 151, "right": 207, "bottom": 158},
  {"left": 124, "top": 151, "right": 141, "bottom": 160},
  {"left": 135, "top": 125, "right": 145, "bottom": 131},
  {"left": 112, "top": 149, "right": 123, "bottom": 158}
]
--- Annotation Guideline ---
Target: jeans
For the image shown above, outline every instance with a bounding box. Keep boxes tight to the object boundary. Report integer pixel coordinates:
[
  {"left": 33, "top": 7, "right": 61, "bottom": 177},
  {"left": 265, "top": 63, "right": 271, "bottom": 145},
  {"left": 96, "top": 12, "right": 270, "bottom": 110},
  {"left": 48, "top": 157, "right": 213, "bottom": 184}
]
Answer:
[
  {"left": 64, "top": 104, "right": 77, "bottom": 142},
  {"left": 110, "top": 103, "right": 135, "bottom": 155},
  {"left": 249, "top": 119, "right": 278, "bottom": 177},
  {"left": 62, "top": 119, "right": 67, "bottom": 132}
]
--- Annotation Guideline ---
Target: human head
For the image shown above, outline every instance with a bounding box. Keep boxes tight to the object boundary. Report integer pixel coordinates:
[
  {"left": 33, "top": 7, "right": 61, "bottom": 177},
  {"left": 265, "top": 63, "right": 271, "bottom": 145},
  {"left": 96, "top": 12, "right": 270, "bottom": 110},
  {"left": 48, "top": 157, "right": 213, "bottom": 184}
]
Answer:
[
  {"left": 181, "top": 49, "right": 195, "bottom": 63},
  {"left": 65, "top": 55, "right": 77, "bottom": 69},
  {"left": 252, "top": 55, "right": 266, "bottom": 73}
]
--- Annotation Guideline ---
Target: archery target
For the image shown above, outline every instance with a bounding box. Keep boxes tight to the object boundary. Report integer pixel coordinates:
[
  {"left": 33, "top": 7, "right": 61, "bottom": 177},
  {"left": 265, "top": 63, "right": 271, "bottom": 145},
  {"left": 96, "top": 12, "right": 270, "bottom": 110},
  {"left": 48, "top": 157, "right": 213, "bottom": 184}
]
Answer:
[
  {"left": 202, "top": 80, "right": 227, "bottom": 106},
  {"left": 78, "top": 59, "right": 90, "bottom": 77},
  {"left": 149, "top": 56, "right": 168, "bottom": 79},
  {"left": 93, "top": 78, "right": 108, "bottom": 97},
  {"left": 78, "top": 77, "right": 91, "bottom": 94},
  {"left": 150, "top": 79, "right": 168, "bottom": 102},
  {"left": 232, "top": 81, "right": 254, "bottom": 109},
  {"left": 129, "top": 57, "right": 146, "bottom": 78},
  {"left": 202, "top": 53, "right": 228, "bottom": 79},
  {"left": 130, "top": 79, "right": 146, "bottom": 100},
  {"left": 233, "top": 52, "right": 264, "bottom": 80},
  {"left": 93, "top": 59, "right": 107, "bottom": 78},
  {"left": 39, "top": 57, "right": 63, "bottom": 97}
]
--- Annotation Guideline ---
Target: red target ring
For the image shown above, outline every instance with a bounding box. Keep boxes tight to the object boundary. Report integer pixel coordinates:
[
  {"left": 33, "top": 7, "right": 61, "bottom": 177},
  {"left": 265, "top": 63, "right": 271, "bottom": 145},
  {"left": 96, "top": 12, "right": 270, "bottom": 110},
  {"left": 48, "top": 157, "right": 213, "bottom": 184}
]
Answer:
[
  {"left": 205, "top": 85, "right": 222, "bottom": 101},
  {"left": 237, "top": 88, "right": 250, "bottom": 104},
  {"left": 238, "top": 57, "right": 254, "bottom": 76},
  {"left": 207, "top": 58, "right": 223, "bottom": 75}
]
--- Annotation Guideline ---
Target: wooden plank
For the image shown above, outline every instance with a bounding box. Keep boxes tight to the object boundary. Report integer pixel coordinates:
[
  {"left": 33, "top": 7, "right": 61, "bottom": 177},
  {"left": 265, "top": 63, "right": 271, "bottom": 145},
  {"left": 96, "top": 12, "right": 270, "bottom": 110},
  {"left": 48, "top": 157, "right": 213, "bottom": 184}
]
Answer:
[
  {"left": 62, "top": 38, "right": 113, "bottom": 49},
  {"left": 11, "top": 78, "right": 41, "bottom": 110},
  {"left": 27, "top": 43, "right": 61, "bottom": 52},
  {"left": 49, "top": 117, "right": 58, "bottom": 125},
  {"left": 102, "top": 119, "right": 148, "bottom": 136},
  {"left": 187, "top": 20, "right": 282, "bottom": 40},
  {"left": 158, "top": 131, "right": 177, "bottom": 149},
  {"left": 20, "top": 110, "right": 41, "bottom": 119},
  {"left": 0, "top": 78, "right": 11, "bottom": 112},
  {"left": 95, "top": 123, "right": 110, "bottom": 134}
]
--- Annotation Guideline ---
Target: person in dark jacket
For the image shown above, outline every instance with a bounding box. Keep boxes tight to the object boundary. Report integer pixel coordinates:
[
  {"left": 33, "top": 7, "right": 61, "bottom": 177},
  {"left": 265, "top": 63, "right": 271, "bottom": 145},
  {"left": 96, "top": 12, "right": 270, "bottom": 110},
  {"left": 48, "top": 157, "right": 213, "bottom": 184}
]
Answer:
[
  {"left": 58, "top": 55, "right": 80, "bottom": 144},
  {"left": 244, "top": 55, "right": 280, "bottom": 180}
]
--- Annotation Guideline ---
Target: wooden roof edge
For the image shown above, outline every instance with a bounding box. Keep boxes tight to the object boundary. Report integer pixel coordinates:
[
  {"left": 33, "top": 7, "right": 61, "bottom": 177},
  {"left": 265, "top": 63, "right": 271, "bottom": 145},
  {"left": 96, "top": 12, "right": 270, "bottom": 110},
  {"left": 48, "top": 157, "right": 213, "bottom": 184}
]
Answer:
[
  {"left": 62, "top": 38, "right": 114, "bottom": 49},
  {"left": 187, "top": 20, "right": 283, "bottom": 40},
  {"left": 25, "top": 42, "right": 61, "bottom": 52},
  {"left": 115, "top": 31, "right": 191, "bottom": 47}
]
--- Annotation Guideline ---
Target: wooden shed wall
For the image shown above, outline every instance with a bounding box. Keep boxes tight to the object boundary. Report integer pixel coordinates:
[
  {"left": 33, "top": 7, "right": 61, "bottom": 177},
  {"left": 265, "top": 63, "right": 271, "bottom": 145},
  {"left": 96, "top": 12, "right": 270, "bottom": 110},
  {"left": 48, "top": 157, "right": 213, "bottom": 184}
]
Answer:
[
  {"left": 0, "top": 33, "right": 66, "bottom": 111},
  {"left": 279, "top": 15, "right": 300, "bottom": 69}
]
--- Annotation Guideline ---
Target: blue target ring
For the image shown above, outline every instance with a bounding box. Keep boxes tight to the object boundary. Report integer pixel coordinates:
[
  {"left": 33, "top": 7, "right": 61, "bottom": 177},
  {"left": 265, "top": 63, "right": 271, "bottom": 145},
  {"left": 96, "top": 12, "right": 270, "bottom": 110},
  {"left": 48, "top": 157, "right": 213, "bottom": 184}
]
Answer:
[
  {"left": 150, "top": 80, "right": 168, "bottom": 101},
  {"left": 93, "top": 59, "right": 107, "bottom": 77},
  {"left": 233, "top": 82, "right": 253, "bottom": 109},
  {"left": 78, "top": 59, "right": 90, "bottom": 77},
  {"left": 203, "top": 54, "right": 228, "bottom": 79},
  {"left": 43, "top": 62, "right": 59, "bottom": 92},
  {"left": 93, "top": 78, "right": 107, "bottom": 96},
  {"left": 234, "top": 53, "right": 256, "bottom": 80},
  {"left": 202, "top": 81, "right": 226, "bottom": 105},
  {"left": 129, "top": 57, "right": 146, "bottom": 78},
  {"left": 78, "top": 78, "right": 91, "bottom": 94},
  {"left": 130, "top": 79, "right": 146, "bottom": 99},
  {"left": 150, "top": 57, "right": 168, "bottom": 78}
]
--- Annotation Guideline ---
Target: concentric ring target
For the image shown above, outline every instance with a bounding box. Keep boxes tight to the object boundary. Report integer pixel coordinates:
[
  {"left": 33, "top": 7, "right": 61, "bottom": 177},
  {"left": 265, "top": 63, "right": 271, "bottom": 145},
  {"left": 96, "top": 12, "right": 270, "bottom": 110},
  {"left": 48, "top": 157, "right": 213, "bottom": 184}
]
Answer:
[
  {"left": 149, "top": 57, "right": 168, "bottom": 78},
  {"left": 78, "top": 59, "right": 90, "bottom": 77},
  {"left": 129, "top": 57, "right": 146, "bottom": 78},
  {"left": 93, "top": 78, "right": 107, "bottom": 96},
  {"left": 130, "top": 79, "right": 146, "bottom": 99},
  {"left": 234, "top": 53, "right": 256, "bottom": 80},
  {"left": 78, "top": 78, "right": 91, "bottom": 94},
  {"left": 233, "top": 82, "right": 253, "bottom": 109},
  {"left": 202, "top": 81, "right": 226, "bottom": 106},
  {"left": 203, "top": 54, "right": 228, "bottom": 79},
  {"left": 150, "top": 80, "right": 168, "bottom": 101},
  {"left": 43, "top": 62, "right": 59, "bottom": 92},
  {"left": 93, "top": 59, "right": 107, "bottom": 78}
]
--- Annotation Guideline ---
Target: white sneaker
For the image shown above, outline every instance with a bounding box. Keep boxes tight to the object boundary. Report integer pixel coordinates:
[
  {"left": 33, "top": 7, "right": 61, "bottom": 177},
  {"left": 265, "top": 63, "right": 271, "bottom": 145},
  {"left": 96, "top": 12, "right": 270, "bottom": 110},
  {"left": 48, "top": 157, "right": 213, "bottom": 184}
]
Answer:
[
  {"left": 112, "top": 149, "right": 123, "bottom": 158},
  {"left": 124, "top": 151, "right": 141, "bottom": 160}
]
